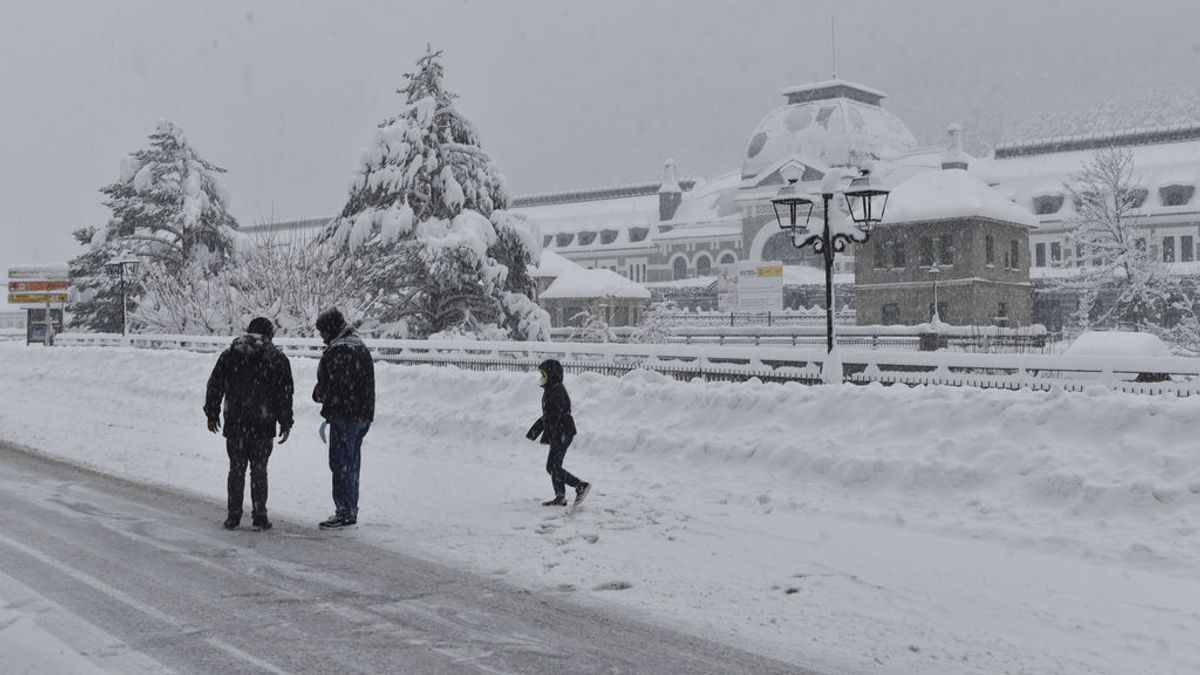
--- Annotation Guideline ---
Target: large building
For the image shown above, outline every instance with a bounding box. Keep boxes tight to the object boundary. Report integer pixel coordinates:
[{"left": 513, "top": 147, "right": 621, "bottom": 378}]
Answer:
[{"left": 254, "top": 77, "right": 1200, "bottom": 328}]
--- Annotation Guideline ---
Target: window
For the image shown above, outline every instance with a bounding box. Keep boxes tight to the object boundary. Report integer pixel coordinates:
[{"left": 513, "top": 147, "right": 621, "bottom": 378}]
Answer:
[
  {"left": 881, "top": 303, "right": 901, "bottom": 325},
  {"left": 577, "top": 231, "right": 597, "bottom": 246},
  {"left": 1160, "top": 185, "right": 1195, "bottom": 207},
  {"left": 892, "top": 238, "right": 906, "bottom": 267},
  {"left": 1125, "top": 188, "right": 1148, "bottom": 209},
  {"left": 1032, "top": 194, "right": 1064, "bottom": 215},
  {"left": 600, "top": 229, "right": 618, "bottom": 245},
  {"left": 719, "top": 252, "right": 736, "bottom": 265},
  {"left": 1135, "top": 238, "right": 1146, "bottom": 252},
  {"left": 997, "top": 302, "right": 1008, "bottom": 318},
  {"left": 672, "top": 257, "right": 687, "bottom": 280},
  {"left": 1163, "top": 236, "right": 1176, "bottom": 263},
  {"left": 919, "top": 236, "right": 934, "bottom": 266},
  {"left": 985, "top": 234, "right": 995, "bottom": 265},
  {"left": 873, "top": 238, "right": 889, "bottom": 269},
  {"left": 1183, "top": 236, "right": 1194, "bottom": 263},
  {"left": 612, "top": 306, "right": 630, "bottom": 326},
  {"left": 1076, "top": 243, "right": 1085, "bottom": 267},
  {"left": 1035, "top": 243, "right": 1046, "bottom": 267},
  {"left": 1009, "top": 241, "right": 1019, "bottom": 268},
  {"left": 628, "top": 227, "right": 649, "bottom": 243},
  {"left": 556, "top": 232, "right": 575, "bottom": 247},
  {"left": 1050, "top": 242, "right": 1061, "bottom": 262},
  {"left": 938, "top": 235, "right": 954, "bottom": 265},
  {"left": 696, "top": 255, "right": 712, "bottom": 277},
  {"left": 543, "top": 235, "right": 553, "bottom": 248}
]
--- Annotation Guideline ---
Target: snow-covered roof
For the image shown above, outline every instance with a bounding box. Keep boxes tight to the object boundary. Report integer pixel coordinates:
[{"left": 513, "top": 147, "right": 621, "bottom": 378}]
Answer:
[
  {"left": 741, "top": 84, "right": 918, "bottom": 182},
  {"left": 883, "top": 168, "right": 1039, "bottom": 228},
  {"left": 529, "top": 250, "right": 584, "bottom": 278},
  {"left": 666, "top": 170, "right": 742, "bottom": 225},
  {"left": 654, "top": 222, "right": 743, "bottom": 242},
  {"left": 540, "top": 268, "right": 651, "bottom": 300},
  {"left": 780, "top": 78, "right": 888, "bottom": 103}
]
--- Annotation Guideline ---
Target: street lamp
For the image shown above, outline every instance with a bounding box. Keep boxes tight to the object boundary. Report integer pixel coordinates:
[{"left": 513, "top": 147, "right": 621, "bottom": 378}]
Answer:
[
  {"left": 105, "top": 256, "right": 140, "bottom": 344},
  {"left": 771, "top": 168, "right": 889, "bottom": 353}
]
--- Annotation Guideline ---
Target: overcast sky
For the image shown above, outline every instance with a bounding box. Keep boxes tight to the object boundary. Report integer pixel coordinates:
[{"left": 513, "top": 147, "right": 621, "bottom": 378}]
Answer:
[{"left": 3, "top": 0, "right": 1200, "bottom": 294}]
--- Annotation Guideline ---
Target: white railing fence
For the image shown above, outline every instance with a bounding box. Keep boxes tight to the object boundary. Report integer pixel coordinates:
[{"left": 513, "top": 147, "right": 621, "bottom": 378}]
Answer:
[{"left": 50, "top": 332, "right": 1200, "bottom": 397}]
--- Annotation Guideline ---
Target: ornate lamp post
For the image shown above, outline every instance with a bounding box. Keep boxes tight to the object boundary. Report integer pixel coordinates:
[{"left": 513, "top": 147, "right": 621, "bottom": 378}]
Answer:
[
  {"left": 105, "top": 256, "right": 140, "bottom": 344},
  {"left": 771, "top": 169, "right": 890, "bottom": 353}
]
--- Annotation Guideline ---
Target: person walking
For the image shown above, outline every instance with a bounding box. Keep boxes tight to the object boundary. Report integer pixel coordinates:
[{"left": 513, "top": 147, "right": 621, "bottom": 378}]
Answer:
[
  {"left": 205, "top": 317, "right": 294, "bottom": 531},
  {"left": 312, "top": 308, "right": 375, "bottom": 530},
  {"left": 526, "top": 359, "right": 591, "bottom": 507}
]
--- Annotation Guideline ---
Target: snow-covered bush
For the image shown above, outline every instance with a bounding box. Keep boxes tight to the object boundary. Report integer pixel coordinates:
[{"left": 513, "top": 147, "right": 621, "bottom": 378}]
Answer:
[{"left": 629, "top": 301, "right": 678, "bottom": 344}]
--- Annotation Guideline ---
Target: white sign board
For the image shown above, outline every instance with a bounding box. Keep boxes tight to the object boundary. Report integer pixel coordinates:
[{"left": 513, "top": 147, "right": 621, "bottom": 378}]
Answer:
[{"left": 733, "top": 261, "right": 783, "bottom": 312}]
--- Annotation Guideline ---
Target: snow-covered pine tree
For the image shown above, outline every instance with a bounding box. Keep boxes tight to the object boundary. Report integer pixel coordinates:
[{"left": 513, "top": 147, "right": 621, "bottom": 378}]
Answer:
[
  {"left": 69, "top": 121, "right": 239, "bottom": 331},
  {"left": 319, "top": 48, "right": 548, "bottom": 340},
  {"left": 1061, "top": 146, "right": 1181, "bottom": 332}
]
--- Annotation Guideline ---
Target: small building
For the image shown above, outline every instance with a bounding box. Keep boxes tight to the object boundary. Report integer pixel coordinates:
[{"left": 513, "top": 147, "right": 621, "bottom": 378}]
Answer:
[
  {"left": 538, "top": 267, "right": 651, "bottom": 328},
  {"left": 529, "top": 250, "right": 585, "bottom": 299},
  {"left": 856, "top": 128, "right": 1037, "bottom": 327}
]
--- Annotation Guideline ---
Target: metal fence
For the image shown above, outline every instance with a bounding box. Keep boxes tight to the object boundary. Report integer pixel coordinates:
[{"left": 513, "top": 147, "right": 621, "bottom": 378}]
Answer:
[{"left": 51, "top": 332, "right": 1200, "bottom": 396}]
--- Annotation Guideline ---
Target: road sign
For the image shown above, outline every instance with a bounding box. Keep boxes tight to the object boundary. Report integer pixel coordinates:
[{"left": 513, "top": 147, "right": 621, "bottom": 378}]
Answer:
[
  {"left": 7, "top": 264, "right": 69, "bottom": 281},
  {"left": 8, "top": 280, "right": 69, "bottom": 293},
  {"left": 8, "top": 292, "right": 69, "bottom": 305}
]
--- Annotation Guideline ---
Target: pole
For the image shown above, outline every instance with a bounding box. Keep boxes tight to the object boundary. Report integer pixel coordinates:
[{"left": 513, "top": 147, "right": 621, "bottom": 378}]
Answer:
[
  {"left": 43, "top": 296, "right": 51, "bottom": 347},
  {"left": 822, "top": 193, "right": 835, "bottom": 354},
  {"left": 120, "top": 265, "right": 128, "bottom": 345}
]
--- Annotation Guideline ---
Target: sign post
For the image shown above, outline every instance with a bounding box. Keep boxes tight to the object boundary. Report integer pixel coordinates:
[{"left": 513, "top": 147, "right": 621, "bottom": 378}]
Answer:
[{"left": 8, "top": 265, "right": 70, "bottom": 346}]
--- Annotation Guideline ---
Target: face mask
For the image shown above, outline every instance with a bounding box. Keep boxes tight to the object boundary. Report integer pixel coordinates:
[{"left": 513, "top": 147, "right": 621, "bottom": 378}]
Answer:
[{"left": 539, "top": 370, "right": 549, "bottom": 386}]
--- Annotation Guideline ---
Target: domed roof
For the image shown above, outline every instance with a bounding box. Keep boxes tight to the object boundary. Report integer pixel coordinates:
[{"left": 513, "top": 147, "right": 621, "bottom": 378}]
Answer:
[{"left": 741, "top": 79, "right": 919, "bottom": 181}]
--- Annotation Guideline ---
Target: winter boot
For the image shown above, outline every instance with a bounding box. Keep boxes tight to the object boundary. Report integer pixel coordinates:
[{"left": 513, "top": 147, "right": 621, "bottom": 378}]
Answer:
[
  {"left": 574, "top": 482, "right": 592, "bottom": 506},
  {"left": 252, "top": 516, "right": 272, "bottom": 531},
  {"left": 223, "top": 514, "right": 240, "bottom": 530},
  {"left": 542, "top": 495, "right": 568, "bottom": 507}
]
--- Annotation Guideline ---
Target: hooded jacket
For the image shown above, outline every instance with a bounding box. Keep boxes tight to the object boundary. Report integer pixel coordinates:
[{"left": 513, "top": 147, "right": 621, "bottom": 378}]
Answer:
[
  {"left": 204, "top": 333, "right": 295, "bottom": 438},
  {"left": 526, "top": 359, "right": 577, "bottom": 445},
  {"left": 312, "top": 325, "right": 376, "bottom": 423}
]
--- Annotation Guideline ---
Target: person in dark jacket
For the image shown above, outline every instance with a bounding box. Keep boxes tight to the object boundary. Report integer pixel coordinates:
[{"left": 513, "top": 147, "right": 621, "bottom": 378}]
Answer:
[
  {"left": 526, "top": 359, "right": 591, "bottom": 506},
  {"left": 312, "top": 307, "right": 375, "bottom": 529},
  {"left": 205, "top": 317, "right": 294, "bottom": 531}
]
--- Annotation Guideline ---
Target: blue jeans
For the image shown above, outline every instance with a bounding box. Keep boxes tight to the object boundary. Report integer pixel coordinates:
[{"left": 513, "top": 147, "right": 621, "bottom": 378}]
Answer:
[{"left": 328, "top": 419, "right": 370, "bottom": 518}]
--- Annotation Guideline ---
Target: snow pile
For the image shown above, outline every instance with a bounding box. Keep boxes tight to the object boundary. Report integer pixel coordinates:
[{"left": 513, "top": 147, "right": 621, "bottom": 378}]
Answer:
[
  {"left": 1067, "top": 330, "right": 1172, "bottom": 357},
  {"left": 884, "top": 168, "right": 1040, "bottom": 227},
  {"left": 3, "top": 343, "right": 1200, "bottom": 674}
]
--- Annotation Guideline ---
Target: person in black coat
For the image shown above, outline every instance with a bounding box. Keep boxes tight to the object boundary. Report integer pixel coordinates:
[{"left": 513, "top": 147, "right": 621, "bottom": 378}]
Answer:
[
  {"left": 526, "top": 359, "right": 591, "bottom": 506},
  {"left": 312, "top": 307, "right": 375, "bottom": 529},
  {"left": 205, "top": 317, "right": 294, "bottom": 531}
]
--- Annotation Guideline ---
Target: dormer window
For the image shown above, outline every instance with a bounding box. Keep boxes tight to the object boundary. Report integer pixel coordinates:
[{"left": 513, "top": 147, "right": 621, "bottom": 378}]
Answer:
[
  {"left": 1160, "top": 184, "right": 1195, "bottom": 207},
  {"left": 543, "top": 235, "right": 553, "bottom": 248},
  {"left": 600, "top": 229, "right": 618, "bottom": 245},
  {"left": 1073, "top": 191, "right": 1100, "bottom": 212},
  {"left": 556, "top": 232, "right": 575, "bottom": 247},
  {"left": 577, "top": 231, "right": 597, "bottom": 246},
  {"left": 1126, "top": 188, "right": 1148, "bottom": 209},
  {"left": 629, "top": 227, "right": 649, "bottom": 243},
  {"left": 1032, "top": 194, "right": 1064, "bottom": 215}
]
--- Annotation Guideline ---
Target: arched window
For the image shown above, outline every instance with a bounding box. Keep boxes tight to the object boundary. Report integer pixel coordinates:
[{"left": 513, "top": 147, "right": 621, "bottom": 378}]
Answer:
[
  {"left": 762, "top": 232, "right": 819, "bottom": 267},
  {"left": 696, "top": 255, "right": 712, "bottom": 277},
  {"left": 719, "top": 253, "right": 736, "bottom": 266},
  {"left": 672, "top": 256, "right": 688, "bottom": 280}
]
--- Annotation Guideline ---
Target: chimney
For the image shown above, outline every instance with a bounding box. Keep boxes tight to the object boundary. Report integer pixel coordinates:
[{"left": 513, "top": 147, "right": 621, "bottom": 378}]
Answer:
[
  {"left": 658, "top": 159, "right": 682, "bottom": 221},
  {"left": 941, "top": 123, "right": 970, "bottom": 170}
]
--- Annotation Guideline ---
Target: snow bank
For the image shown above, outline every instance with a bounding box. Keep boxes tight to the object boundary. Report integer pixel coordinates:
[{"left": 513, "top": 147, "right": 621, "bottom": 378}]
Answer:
[
  {"left": 1067, "top": 330, "right": 1171, "bottom": 357},
  {"left": 3, "top": 343, "right": 1200, "bottom": 674}
]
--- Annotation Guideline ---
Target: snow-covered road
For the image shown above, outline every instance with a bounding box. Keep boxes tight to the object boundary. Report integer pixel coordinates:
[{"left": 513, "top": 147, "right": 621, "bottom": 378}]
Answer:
[
  {"left": 3, "top": 342, "right": 1200, "bottom": 674},
  {"left": 0, "top": 445, "right": 802, "bottom": 674}
]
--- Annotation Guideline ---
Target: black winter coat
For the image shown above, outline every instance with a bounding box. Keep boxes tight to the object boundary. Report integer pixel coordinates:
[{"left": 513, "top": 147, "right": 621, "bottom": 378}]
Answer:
[
  {"left": 204, "top": 334, "right": 294, "bottom": 438},
  {"left": 312, "top": 328, "right": 375, "bottom": 423},
  {"left": 527, "top": 359, "right": 577, "bottom": 445}
]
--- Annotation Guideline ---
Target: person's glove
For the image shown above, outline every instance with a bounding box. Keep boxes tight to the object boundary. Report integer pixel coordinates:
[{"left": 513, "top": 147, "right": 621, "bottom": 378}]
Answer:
[{"left": 319, "top": 421, "right": 328, "bottom": 444}]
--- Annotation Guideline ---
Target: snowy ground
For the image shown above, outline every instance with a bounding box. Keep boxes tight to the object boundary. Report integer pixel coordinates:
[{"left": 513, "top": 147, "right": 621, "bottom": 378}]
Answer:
[{"left": 2, "top": 342, "right": 1200, "bottom": 674}]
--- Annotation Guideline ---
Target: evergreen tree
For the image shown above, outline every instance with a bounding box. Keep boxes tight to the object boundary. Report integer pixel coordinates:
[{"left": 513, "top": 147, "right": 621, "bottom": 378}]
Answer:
[
  {"left": 69, "top": 122, "right": 239, "bottom": 331},
  {"left": 320, "top": 48, "right": 548, "bottom": 339}
]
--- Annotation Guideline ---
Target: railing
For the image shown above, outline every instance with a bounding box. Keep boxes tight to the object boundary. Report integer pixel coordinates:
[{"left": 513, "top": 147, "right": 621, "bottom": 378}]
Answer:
[
  {"left": 653, "top": 309, "right": 857, "bottom": 327},
  {"left": 51, "top": 332, "right": 1200, "bottom": 396}
]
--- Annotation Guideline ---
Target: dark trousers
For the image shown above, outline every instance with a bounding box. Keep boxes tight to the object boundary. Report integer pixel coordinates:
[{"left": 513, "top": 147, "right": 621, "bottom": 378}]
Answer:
[
  {"left": 227, "top": 434, "right": 273, "bottom": 519},
  {"left": 329, "top": 419, "right": 370, "bottom": 518},
  {"left": 546, "top": 435, "right": 581, "bottom": 497}
]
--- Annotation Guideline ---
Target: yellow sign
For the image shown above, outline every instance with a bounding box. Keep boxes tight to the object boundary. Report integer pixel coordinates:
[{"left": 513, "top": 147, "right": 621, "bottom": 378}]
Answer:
[
  {"left": 756, "top": 265, "right": 783, "bottom": 277},
  {"left": 8, "top": 293, "right": 68, "bottom": 305}
]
